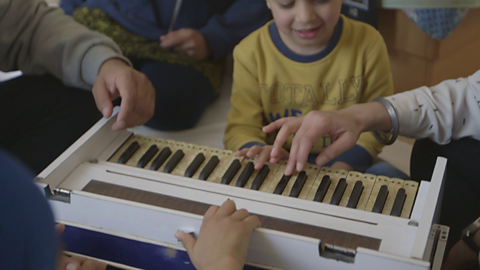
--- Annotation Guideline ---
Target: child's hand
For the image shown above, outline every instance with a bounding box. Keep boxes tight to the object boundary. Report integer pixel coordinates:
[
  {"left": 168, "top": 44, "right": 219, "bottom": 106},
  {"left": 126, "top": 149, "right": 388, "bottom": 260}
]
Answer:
[
  {"left": 160, "top": 29, "right": 211, "bottom": 61},
  {"left": 236, "top": 145, "right": 289, "bottom": 170},
  {"left": 175, "top": 200, "right": 260, "bottom": 270},
  {"left": 263, "top": 110, "right": 360, "bottom": 175}
]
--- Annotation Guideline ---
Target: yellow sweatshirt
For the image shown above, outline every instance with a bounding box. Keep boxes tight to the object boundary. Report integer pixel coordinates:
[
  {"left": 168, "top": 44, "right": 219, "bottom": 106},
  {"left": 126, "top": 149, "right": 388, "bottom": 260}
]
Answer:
[{"left": 224, "top": 16, "right": 393, "bottom": 162}]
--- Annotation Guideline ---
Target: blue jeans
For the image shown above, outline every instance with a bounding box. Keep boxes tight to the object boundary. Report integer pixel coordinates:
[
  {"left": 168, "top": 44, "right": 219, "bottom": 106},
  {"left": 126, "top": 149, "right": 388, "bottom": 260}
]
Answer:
[
  {"left": 135, "top": 60, "right": 215, "bottom": 131},
  {"left": 411, "top": 138, "right": 480, "bottom": 253},
  {"left": 308, "top": 154, "right": 409, "bottom": 179},
  {"left": 364, "top": 160, "right": 409, "bottom": 179},
  {"left": 0, "top": 75, "right": 101, "bottom": 174}
]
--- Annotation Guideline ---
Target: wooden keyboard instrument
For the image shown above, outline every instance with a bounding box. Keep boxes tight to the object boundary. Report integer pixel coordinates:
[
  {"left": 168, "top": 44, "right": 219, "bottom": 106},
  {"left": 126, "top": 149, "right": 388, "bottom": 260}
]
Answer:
[{"left": 37, "top": 108, "right": 448, "bottom": 270}]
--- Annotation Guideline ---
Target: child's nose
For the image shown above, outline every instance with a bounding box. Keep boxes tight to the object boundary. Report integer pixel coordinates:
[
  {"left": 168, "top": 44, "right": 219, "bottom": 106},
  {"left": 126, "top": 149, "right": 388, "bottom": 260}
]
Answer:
[{"left": 296, "top": 1, "right": 316, "bottom": 23}]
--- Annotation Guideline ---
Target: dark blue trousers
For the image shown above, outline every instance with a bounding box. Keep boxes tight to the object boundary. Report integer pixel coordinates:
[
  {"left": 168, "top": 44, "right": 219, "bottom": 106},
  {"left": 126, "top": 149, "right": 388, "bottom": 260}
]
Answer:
[
  {"left": 135, "top": 60, "right": 215, "bottom": 131},
  {"left": 0, "top": 75, "right": 101, "bottom": 174},
  {"left": 410, "top": 138, "right": 480, "bottom": 253}
]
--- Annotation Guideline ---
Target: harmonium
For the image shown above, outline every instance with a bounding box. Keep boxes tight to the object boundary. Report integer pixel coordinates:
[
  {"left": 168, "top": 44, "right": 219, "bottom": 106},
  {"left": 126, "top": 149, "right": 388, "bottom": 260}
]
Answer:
[{"left": 37, "top": 108, "right": 449, "bottom": 270}]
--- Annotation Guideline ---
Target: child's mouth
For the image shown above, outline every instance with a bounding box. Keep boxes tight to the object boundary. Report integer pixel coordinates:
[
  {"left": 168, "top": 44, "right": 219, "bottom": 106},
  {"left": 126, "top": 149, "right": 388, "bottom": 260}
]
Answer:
[{"left": 295, "top": 27, "right": 321, "bottom": 39}]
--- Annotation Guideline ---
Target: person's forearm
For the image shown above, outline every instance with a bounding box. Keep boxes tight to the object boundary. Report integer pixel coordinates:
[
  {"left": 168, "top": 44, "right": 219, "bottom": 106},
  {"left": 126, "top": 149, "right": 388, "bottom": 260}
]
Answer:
[
  {"left": 205, "top": 260, "right": 242, "bottom": 270},
  {"left": 343, "top": 102, "right": 393, "bottom": 133},
  {"left": 0, "top": 0, "right": 128, "bottom": 89},
  {"left": 385, "top": 70, "right": 480, "bottom": 143}
]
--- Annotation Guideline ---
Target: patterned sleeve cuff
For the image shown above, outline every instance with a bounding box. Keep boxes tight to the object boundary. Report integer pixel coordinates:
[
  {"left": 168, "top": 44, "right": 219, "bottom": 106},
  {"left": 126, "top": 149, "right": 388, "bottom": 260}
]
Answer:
[
  {"left": 239, "top": 142, "right": 266, "bottom": 150},
  {"left": 81, "top": 45, "right": 132, "bottom": 87}
]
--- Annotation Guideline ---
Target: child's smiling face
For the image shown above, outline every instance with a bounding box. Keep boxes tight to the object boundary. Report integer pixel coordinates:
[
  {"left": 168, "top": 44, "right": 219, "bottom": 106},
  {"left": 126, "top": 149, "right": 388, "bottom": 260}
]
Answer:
[{"left": 266, "top": 0, "right": 343, "bottom": 56}]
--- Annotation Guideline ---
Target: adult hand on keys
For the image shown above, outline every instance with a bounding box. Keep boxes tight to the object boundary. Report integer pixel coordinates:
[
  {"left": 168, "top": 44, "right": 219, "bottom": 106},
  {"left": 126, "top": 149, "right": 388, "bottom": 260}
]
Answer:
[{"left": 263, "top": 102, "right": 392, "bottom": 175}]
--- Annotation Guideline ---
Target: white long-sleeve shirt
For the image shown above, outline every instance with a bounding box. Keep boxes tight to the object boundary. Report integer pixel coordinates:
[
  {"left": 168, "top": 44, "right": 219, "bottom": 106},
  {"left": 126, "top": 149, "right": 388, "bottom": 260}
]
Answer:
[{"left": 385, "top": 70, "right": 480, "bottom": 144}]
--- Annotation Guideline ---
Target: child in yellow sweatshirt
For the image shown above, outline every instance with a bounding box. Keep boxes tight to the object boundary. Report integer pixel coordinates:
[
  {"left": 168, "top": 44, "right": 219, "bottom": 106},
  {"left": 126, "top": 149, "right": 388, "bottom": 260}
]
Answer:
[{"left": 225, "top": 0, "right": 406, "bottom": 178}]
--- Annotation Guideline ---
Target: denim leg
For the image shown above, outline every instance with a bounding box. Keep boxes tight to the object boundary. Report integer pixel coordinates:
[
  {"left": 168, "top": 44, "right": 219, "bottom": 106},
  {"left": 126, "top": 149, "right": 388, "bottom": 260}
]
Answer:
[
  {"left": 136, "top": 60, "right": 215, "bottom": 131},
  {"left": 364, "top": 161, "right": 410, "bottom": 179}
]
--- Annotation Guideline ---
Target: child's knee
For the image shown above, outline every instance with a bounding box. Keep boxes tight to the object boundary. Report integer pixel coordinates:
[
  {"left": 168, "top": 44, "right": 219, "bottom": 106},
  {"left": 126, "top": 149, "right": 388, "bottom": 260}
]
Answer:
[{"left": 365, "top": 161, "right": 409, "bottom": 179}]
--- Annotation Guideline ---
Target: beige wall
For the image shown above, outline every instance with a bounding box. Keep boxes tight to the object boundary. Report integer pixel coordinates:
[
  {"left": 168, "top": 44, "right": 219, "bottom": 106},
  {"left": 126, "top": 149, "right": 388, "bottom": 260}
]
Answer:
[{"left": 378, "top": 8, "right": 480, "bottom": 93}]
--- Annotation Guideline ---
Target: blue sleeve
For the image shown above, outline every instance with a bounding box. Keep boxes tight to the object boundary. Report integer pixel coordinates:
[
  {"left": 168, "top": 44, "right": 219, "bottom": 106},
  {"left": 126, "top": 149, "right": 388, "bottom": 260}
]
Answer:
[
  {"left": 0, "top": 150, "right": 57, "bottom": 270},
  {"left": 60, "top": 0, "right": 86, "bottom": 15},
  {"left": 240, "top": 141, "right": 265, "bottom": 150},
  {"left": 198, "top": 0, "right": 271, "bottom": 60},
  {"left": 331, "top": 144, "right": 373, "bottom": 172}
]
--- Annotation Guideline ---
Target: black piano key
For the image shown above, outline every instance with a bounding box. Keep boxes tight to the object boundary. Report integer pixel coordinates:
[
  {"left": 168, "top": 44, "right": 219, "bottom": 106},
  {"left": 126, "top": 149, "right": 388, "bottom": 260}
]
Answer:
[
  {"left": 347, "top": 181, "right": 364, "bottom": 208},
  {"left": 313, "top": 175, "right": 331, "bottom": 202},
  {"left": 372, "top": 185, "right": 389, "bottom": 213},
  {"left": 330, "top": 178, "right": 347, "bottom": 205},
  {"left": 289, "top": 171, "right": 308, "bottom": 198},
  {"left": 274, "top": 174, "right": 292, "bottom": 195},
  {"left": 235, "top": 162, "right": 255, "bottom": 187},
  {"left": 199, "top": 156, "right": 219, "bottom": 180},
  {"left": 149, "top": 147, "right": 172, "bottom": 170},
  {"left": 136, "top": 145, "right": 159, "bottom": 168},
  {"left": 390, "top": 188, "right": 406, "bottom": 217},
  {"left": 221, "top": 159, "right": 241, "bottom": 184},
  {"left": 184, "top": 153, "right": 206, "bottom": 178},
  {"left": 163, "top": 149, "right": 185, "bottom": 173},
  {"left": 118, "top": 141, "right": 140, "bottom": 164},
  {"left": 251, "top": 165, "right": 270, "bottom": 190}
]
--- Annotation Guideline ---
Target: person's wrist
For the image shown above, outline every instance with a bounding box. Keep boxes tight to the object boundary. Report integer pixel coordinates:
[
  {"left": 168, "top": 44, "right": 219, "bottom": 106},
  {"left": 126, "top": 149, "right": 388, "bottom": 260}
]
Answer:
[
  {"left": 99, "top": 58, "right": 129, "bottom": 73},
  {"left": 341, "top": 104, "right": 366, "bottom": 132},
  {"left": 346, "top": 102, "right": 391, "bottom": 133},
  {"left": 370, "top": 98, "right": 399, "bottom": 145},
  {"left": 201, "top": 256, "right": 243, "bottom": 270},
  {"left": 461, "top": 217, "right": 480, "bottom": 255}
]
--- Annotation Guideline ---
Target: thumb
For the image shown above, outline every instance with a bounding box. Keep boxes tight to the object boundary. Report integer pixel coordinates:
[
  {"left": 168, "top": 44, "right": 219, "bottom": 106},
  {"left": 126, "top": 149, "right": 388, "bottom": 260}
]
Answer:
[
  {"left": 92, "top": 79, "right": 114, "bottom": 119},
  {"left": 61, "top": 257, "right": 81, "bottom": 270},
  {"left": 55, "top": 224, "right": 65, "bottom": 236},
  {"left": 175, "top": 231, "right": 196, "bottom": 255}
]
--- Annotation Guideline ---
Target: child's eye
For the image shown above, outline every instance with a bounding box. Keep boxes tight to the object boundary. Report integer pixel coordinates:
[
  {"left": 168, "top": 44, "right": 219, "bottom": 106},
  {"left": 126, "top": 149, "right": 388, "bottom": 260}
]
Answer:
[{"left": 280, "top": 2, "right": 295, "bottom": 8}]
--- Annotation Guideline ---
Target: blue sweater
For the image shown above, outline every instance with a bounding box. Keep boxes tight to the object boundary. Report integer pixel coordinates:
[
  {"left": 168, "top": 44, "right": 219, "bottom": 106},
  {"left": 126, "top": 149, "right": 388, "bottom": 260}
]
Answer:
[
  {"left": 61, "top": 0, "right": 272, "bottom": 60},
  {"left": 0, "top": 149, "right": 57, "bottom": 270}
]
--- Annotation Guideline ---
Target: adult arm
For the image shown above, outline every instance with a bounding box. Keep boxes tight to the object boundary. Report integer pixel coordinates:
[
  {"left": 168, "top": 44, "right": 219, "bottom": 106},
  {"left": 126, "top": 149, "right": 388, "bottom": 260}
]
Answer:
[
  {"left": 332, "top": 31, "right": 393, "bottom": 170},
  {"left": 265, "top": 70, "right": 480, "bottom": 173},
  {"left": 0, "top": 0, "right": 154, "bottom": 130},
  {"left": 198, "top": 0, "right": 271, "bottom": 60},
  {"left": 0, "top": 0, "right": 130, "bottom": 90},
  {"left": 386, "top": 69, "right": 480, "bottom": 144}
]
